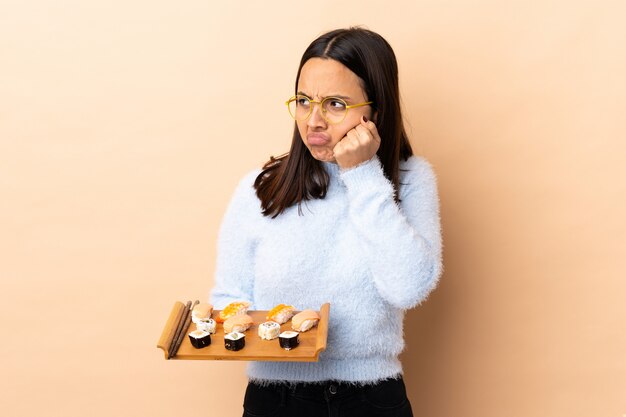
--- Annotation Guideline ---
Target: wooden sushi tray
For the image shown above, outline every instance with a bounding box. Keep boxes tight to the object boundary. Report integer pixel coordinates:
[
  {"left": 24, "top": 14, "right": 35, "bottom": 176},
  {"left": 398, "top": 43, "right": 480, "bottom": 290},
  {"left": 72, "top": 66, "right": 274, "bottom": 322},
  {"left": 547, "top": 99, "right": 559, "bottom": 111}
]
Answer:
[{"left": 157, "top": 302, "right": 330, "bottom": 362}]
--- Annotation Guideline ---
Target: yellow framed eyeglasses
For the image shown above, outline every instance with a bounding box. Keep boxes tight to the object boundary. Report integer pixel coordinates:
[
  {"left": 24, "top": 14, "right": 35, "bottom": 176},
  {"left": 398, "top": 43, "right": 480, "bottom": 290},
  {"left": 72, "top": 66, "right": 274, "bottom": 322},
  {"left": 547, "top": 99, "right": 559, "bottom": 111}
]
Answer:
[{"left": 285, "top": 94, "right": 373, "bottom": 124}]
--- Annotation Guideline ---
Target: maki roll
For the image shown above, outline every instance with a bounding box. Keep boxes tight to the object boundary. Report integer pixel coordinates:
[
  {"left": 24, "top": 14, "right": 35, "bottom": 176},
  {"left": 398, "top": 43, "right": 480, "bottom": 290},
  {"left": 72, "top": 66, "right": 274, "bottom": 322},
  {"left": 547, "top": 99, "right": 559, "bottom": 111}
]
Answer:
[
  {"left": 279, "top": 331, "right": 300, "bottom": 350},
  {"left": 191, "top": 303, "right": 213, "bottom": 324},
  {"left": 224, "top": 332, "right": 245, "bottom": 351},
  {"left": 266, "top": 304, "right": 296, "bottom": 325},
  {"left": 196, "top": 318, "right": 216, "bottom": 334},
  {"left": 223, "top": 314, "right": 253, "bottom": 333},
  {"left": 258, "top": 321, "right": 281, "bottom": 340},
  {"left": 291, "top": 310, "right": 320, "bottom": 332},
  {"left": 188, "top": 330, "right": 211, "bottom": 349}
]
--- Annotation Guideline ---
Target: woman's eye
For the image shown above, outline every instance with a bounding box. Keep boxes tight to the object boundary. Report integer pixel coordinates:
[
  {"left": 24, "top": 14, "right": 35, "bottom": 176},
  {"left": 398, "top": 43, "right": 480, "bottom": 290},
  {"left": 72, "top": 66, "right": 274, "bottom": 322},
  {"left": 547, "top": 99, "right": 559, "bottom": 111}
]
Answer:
[
  {"left": 328, "top": 99, "right": 346, "bottom": 109},
  {"left": 296, "top": 98, "right": 310, "bottom": 106}
]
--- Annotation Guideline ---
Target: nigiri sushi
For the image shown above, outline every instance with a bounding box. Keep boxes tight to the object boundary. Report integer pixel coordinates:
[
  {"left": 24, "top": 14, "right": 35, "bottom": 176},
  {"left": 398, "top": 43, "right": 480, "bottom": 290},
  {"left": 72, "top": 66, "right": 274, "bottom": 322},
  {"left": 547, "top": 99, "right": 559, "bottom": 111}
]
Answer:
[
  {"left": 266, "top": 304, "right": 296, "bottom": 325},
  {"left": 223, "top": 314, "right": 253, "bottom": 333},
  {"left": 216, "top": 301, "right": 250, "bottom": 323},
  {"left": 191, "top": 303, "right": 213, "bottom": 324},
  {"left": 291, "top": 309, "right": 320, "bottom": 332}
]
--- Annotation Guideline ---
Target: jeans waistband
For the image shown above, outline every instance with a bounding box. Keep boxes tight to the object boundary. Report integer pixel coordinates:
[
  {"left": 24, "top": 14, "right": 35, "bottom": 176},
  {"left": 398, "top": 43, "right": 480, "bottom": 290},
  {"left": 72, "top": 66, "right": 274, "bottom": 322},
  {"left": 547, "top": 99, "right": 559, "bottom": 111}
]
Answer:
[
  {"left": 252, "top": 377, "right": 402, "bottom": 401},
  {"left": 289, "top": 381, "right": 361, "bottom": 399}
]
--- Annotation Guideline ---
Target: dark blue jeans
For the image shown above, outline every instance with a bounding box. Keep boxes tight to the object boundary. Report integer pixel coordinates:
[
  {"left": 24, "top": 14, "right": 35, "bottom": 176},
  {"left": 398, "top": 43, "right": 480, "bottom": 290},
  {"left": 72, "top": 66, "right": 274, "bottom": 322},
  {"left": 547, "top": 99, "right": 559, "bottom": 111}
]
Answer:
[{"left": 242, "top": 377, "right": 413, "bottom": 417}]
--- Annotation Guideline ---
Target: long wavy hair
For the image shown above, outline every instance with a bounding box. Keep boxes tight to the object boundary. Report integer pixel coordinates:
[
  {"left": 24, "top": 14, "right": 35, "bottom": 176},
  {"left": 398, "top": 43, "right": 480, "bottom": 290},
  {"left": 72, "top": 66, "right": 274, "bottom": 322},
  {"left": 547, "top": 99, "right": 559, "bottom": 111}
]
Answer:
[{"left": 254, "top": 27, "right": 413, "bottom": 218}]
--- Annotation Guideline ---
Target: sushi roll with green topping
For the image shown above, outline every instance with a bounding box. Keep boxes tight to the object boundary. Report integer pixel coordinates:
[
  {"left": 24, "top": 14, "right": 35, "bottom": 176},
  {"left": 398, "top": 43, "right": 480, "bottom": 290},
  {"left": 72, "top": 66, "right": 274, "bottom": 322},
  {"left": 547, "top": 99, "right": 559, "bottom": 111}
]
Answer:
[
  {"left": 224, "top": 332, "right": 245, "bottom": 351},
  {"left": 196, "top": 318, "right": 216, "bottom": 334},
  {"left": 188, "top": 330, "right": 211, "bottom": 349}
]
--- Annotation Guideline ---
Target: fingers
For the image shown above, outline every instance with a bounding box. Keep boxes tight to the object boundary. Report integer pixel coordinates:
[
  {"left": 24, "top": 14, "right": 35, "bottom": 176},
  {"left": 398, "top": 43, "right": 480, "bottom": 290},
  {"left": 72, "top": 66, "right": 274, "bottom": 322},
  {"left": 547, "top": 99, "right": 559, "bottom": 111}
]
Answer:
[
  {"left": 360, "top": 116, "right": 380, "bottom": 139},
  {"left": 353, "top": 124, "right": 380, "bottom": 144},
  {"left": 333, "top": 117, "right": 381, "bottom": 169},
  {"left": 338, "top": 119, "right": 380, "bottom": 150},
  {"left": 346, "top": 128, "right": 360, "bottom": 143}
]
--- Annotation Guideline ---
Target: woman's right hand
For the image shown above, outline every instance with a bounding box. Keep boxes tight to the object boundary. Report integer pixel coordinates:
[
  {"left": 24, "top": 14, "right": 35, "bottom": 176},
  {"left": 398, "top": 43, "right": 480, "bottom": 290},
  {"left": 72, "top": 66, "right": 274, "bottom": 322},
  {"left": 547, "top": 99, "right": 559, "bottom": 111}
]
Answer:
[{"left": 333, "top": 116, "right": 381, "bottom": 169}]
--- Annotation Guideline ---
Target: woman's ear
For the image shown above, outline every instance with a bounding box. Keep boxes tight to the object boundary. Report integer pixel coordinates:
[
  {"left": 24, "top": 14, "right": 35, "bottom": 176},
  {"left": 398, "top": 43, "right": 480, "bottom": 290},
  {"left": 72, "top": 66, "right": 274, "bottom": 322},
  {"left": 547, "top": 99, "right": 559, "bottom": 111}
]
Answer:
[{"left": 372, "top": 110, "right": 378, "bottom": 124}]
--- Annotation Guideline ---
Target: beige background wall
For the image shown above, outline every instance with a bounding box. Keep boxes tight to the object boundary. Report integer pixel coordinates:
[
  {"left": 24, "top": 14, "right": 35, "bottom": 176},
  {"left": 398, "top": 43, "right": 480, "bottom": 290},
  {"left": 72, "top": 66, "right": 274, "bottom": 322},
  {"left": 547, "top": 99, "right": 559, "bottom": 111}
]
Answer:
[{"left": 1, "top": 1, "right": 624, "bottom": 416}]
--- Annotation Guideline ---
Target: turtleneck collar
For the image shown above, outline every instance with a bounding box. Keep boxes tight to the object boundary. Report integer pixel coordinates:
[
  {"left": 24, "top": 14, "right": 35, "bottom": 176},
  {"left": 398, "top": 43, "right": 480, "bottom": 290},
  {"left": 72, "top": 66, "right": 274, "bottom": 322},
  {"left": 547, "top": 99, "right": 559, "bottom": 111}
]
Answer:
[{"left": 321, "top": 160, "right": 341, "bottom": 179}]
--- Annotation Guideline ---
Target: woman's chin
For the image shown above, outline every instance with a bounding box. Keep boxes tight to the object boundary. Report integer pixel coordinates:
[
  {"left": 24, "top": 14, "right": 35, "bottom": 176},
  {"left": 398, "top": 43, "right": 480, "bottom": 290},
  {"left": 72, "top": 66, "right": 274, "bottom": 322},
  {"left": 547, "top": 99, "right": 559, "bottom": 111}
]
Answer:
[{"left": 308, "top": 147, "right": 336, "bottom": 163}]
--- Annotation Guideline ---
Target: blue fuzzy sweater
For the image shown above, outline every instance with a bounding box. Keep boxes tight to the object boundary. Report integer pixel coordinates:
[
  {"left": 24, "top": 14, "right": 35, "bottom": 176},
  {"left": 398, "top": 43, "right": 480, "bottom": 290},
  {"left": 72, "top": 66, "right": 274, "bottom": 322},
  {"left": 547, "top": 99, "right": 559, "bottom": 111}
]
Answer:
[{"left": 210, "top": 155, "right": 442, "bottom": 384}]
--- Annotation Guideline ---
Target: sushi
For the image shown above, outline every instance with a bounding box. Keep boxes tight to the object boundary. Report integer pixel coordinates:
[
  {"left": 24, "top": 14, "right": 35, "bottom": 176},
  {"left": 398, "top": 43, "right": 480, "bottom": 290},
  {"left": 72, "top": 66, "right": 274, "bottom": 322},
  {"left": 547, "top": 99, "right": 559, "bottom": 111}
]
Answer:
[
  {"left": 224, "top": 332, "right": 245, "bottom": 351},
  {"left": 279, "top": 331, "right": 300, "bottom": 350},
  {"left": 196, "top": 318, "right": 216, "bottom": 334},
  {"left": 216, "top": 301, "right": 251, "bottom": 323},
  {"left": 258, "top": 321, "right": 281, "bottom": 340},
  {"left": 291, "top": 309, "right": 320, "bottom": 332},
  {"left": 223, "top": 314, "right": 254, "bottom": 333},
  {"left": 266, "top": 304, "right": 296, "bottom": 325},
  {"left": 191, "top": 303, "right": 213, "bottom": 324},
  {"left": 188, "top": 330, "right": 211, "bottom": 349}
]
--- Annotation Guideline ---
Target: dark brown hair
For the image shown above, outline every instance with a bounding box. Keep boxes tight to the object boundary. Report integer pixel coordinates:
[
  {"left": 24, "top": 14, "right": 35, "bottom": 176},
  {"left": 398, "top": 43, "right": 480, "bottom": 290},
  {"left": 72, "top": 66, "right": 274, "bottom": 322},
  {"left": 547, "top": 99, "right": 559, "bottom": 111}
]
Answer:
[{"left": 254, "top": 27, "right": 413, "bottom": 218}]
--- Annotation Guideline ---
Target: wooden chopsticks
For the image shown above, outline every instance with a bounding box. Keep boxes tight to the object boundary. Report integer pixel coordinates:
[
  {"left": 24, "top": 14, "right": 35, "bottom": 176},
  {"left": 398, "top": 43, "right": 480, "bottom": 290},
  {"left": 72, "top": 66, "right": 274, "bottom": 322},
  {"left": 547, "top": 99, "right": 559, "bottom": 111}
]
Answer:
[{"left": 167, "top": 300, "right": 199, "bottom": 359}]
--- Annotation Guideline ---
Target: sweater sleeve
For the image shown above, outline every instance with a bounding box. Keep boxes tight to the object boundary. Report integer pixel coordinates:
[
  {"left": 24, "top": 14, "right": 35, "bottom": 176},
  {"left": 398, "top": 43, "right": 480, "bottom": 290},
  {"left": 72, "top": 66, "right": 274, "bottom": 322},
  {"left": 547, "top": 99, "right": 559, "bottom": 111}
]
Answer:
[
  {"left": 209, "top": 170, "right": 260, "bottom": 309},
  {"left": 339, "top": 155, "right": 443, "bottom": 309}
]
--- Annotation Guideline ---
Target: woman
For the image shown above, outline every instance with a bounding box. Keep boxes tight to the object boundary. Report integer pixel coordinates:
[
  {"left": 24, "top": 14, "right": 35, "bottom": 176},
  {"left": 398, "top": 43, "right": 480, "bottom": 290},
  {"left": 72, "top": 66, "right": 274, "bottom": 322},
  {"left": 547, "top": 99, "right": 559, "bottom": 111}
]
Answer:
[{"left": 211, "top": 27, "right": 442, "bottom": 417}]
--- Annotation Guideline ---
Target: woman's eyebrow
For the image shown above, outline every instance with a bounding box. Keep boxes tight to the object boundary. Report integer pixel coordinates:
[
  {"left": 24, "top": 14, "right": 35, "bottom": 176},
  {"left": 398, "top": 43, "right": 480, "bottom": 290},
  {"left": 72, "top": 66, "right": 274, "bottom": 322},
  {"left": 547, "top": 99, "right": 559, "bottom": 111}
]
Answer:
[{"left": 297, "top": 91, "right": 352, "bottom": 100}]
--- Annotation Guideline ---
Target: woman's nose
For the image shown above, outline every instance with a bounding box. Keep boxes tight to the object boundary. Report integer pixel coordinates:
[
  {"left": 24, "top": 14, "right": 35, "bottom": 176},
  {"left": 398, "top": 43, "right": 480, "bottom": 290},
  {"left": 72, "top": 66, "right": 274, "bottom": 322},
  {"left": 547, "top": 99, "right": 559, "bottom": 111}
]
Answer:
[{"left": 307, "top": 103, "right": 327, "bottom": 128}]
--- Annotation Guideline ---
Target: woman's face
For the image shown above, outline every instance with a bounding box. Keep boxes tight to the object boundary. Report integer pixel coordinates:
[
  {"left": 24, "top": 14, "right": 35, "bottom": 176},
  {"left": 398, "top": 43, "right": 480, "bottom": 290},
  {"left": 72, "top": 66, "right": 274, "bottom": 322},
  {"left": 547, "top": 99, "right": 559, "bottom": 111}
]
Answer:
[{"left": 296, "top": 58, "right": 374, "bottom": 163}]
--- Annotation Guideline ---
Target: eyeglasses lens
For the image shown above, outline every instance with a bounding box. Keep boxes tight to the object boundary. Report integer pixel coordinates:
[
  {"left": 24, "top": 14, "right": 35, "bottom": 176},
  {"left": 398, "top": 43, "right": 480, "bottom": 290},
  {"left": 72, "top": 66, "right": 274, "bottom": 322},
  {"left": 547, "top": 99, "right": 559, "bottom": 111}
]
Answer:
[{"left": 288, "top": 96, "right": 347, "bottom": 123}]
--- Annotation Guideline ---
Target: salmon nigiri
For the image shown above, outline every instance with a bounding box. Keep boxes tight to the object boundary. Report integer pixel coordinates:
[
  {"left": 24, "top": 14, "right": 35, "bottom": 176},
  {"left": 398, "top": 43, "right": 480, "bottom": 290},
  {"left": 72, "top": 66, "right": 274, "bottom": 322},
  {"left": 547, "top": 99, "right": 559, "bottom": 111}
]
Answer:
[
  {"left": 191, "top": 303, "right": 213, "bottom": 323},
  {"left": 223, "top": 314, "right": 254, "bottom": 333},
  {"left": 291, "top": 309, "right": 320, "bottom": 332}
]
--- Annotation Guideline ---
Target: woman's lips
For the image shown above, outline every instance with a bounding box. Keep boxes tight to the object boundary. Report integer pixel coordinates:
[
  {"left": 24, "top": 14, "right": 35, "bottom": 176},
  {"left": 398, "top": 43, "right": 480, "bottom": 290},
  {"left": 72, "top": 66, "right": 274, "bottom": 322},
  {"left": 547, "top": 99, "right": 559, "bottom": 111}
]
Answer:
[{"left": 307, "top": 133, "right": 330, "bottom": 146}]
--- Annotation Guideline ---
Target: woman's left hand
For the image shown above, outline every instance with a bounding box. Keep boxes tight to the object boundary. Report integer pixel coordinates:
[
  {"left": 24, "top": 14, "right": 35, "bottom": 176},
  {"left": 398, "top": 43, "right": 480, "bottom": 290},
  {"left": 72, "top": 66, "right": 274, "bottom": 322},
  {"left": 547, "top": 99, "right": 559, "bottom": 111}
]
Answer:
[{"left": 333, "top": 116, "right": 381, "bottom": 169}]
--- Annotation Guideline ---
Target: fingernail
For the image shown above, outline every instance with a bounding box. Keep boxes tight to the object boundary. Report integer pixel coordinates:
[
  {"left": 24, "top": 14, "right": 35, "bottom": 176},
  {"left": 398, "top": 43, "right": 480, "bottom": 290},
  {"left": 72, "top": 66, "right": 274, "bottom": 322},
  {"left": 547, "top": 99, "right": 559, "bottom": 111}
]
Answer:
[{"left": 362, "top": 115, "right": 368, "bottom": 123}]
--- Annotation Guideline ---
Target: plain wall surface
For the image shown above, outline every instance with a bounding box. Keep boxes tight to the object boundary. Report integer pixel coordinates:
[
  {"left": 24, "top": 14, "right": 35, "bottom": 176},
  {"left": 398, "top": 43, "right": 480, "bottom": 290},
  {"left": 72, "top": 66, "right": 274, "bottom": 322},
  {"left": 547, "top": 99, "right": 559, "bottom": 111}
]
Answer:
[{"left": 1, "top": 1, "right": 624, "bottom": 416}]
